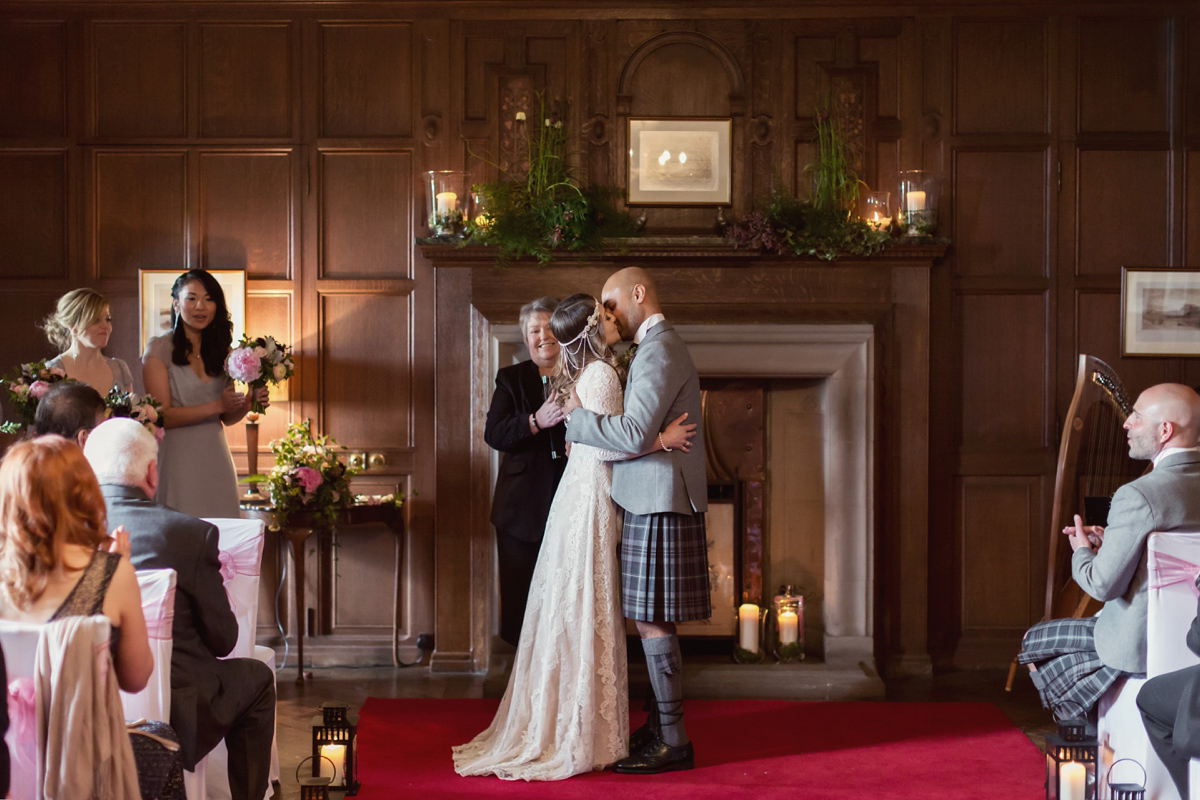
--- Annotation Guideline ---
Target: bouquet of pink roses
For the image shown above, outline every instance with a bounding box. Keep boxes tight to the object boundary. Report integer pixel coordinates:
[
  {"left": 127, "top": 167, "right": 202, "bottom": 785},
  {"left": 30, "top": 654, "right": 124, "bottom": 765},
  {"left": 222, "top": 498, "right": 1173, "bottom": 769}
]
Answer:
[
  {"left": 104, "top": 387, "right": 165, "bottom": 441},
  {"left": 247, "top": 419, "right": 359, "bottom": 527},
  {"left": 1, "top": 360, "right": 70, "bottom": 434},
  {"left": 224, "top": 334, "right": 294, "bottom": 415}
]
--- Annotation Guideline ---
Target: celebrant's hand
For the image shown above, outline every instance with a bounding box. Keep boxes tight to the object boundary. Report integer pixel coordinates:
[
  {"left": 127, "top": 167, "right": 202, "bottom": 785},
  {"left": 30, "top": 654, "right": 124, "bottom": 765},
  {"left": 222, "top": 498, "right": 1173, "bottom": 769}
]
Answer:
[{"left": 534, "top": 397, "right": 563, "bottom": 431}]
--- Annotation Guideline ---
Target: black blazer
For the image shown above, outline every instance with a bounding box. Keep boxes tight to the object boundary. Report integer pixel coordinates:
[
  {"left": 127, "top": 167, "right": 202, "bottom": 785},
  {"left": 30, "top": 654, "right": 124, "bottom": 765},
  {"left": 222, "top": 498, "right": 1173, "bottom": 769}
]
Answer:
[
  {"left": 101, "top": 484, "right": 252, "bottom": 769},
  {"left": 485, "top": 360, "right": 567, "bottom": 542},
  {"left": 1174, "top": 590, "right": 1200, "bottom": 756}
]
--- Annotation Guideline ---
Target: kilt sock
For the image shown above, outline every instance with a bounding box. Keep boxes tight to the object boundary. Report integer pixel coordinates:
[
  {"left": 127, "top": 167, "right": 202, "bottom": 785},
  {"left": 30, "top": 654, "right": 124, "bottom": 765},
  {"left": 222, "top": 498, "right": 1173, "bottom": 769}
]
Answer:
[{"left": 643, "top": 634, "right": 688, "bottom": 747}]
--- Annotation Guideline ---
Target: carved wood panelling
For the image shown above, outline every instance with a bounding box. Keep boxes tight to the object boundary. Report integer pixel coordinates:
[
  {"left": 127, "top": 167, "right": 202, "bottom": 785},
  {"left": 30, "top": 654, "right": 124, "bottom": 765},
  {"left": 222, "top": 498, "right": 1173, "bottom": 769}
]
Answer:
[
  {"left": 1078, "top": 17, "right": 1171, "bottom": 134},
  {"left": 960, "top": 293, "right": 1048, "bottom": 449},
  {"left": 462, "top": 33, "right": 507, "bottom": 122},
  {"left": 92, "top": 150, "right": 187, "bottom": 278},
  {"left": 953, "top": 149, "right": 1049, "bottom": 277},
  {"left": 320, "top": 23, "right": 414, "bottom": 139},
  {"left": 959, "top": 477, "right": 1037, "bottom": 628},
  {"left": 319, "top": 293, "right": 412, "bottom": 449},
  {"left": 0, "top": 150, "right": 68, "bottom": 279},
  {"left": 90, "top": 22, "right": 187, "bottom": 139},
  {"left": 954, "top": 19, "right": 1048, "bottom": 135},
  {"left": 1190, "top": 19, "right": 1200, "bottom": 138},
  {"left": 1188, "top": 152, "right": 1200, "bottom": 266},
  {"left": 1076, "top": 150, "right": 1169, "bottom": 276},
  {"left": 0, "top": 21, "right": 67, "bottom": 139},
  {"left": 199, "top": 23, "right": 293, "bottom": 139},
  {"left": 792, "top": 34, "right": 836, "bottom": 121},
  {"left": 318, "top": 150, "right": 412, "bottom": 279},
  {"left": 199, "top": 150, "right": 293, "bottom": 279}
]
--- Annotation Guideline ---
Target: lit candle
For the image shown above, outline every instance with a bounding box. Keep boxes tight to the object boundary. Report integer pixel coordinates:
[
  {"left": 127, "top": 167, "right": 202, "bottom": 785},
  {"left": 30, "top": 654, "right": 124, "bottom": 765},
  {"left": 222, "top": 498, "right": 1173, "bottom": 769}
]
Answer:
[
  {"left": 435, "top": 191, "right": 458, "bottom": 216},
  {"left": 319, "top": 744, "right": 346, "bottom": 786},
  {"left": 1060, "top": 762, "right": 1085, "bottom": 800},
  {"left": 906, "top": 190, "right": 926, "bottom": 212},
  {"left": 738, "top": 604, "right": 759, "bottom": 652},
  {"left": 778, "top": 610, "right": 799, "bottom": 644}
]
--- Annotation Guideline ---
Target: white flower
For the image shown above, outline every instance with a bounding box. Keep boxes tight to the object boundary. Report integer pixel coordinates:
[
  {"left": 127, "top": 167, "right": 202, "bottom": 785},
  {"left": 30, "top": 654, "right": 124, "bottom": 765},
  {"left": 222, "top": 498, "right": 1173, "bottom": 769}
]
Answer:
[
  {"left": 263, "top": 337, "right": 278, "bottom": 356},
  {"left": 272, "top": 363, "right": 288, "bottom": 381},
  {"left": 254, "top": 346, "right": 268, "bottom": 358},
  {"left": 544, "top": 118, "right": 551, "bottom": 127},
  {"left": 515, "top": 111, "right": 526, "bottom": 121}
]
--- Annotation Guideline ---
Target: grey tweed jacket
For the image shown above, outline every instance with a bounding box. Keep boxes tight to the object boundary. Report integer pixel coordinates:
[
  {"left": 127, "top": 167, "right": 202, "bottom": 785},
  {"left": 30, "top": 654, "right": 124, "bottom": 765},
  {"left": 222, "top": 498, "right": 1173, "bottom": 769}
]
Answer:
[
  {"left": 1074, "top": 449, "right": 1200, "bottom": 674},
  {"left": 566, "top": 320, "right": 707, "bottom": 516}
]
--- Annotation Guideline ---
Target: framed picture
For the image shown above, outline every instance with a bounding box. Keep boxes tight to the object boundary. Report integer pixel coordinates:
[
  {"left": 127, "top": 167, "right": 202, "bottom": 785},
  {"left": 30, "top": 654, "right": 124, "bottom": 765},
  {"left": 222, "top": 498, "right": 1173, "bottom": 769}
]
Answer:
[
  {"left": 139, "top": 269, "right": 247, "bottom": 355},
  {"left": 627, "top": 117, "right": 732, "bottom": 206},
  {"left": 1121, "top": 267, "right": 1200, "bottom": 357}
]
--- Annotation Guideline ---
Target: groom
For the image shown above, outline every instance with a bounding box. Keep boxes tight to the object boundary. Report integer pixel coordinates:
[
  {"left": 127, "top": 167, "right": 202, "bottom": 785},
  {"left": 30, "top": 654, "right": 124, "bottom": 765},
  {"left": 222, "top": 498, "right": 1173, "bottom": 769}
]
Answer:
[{"left": 566, "top": 266, "right": 709, "bottom": 774}]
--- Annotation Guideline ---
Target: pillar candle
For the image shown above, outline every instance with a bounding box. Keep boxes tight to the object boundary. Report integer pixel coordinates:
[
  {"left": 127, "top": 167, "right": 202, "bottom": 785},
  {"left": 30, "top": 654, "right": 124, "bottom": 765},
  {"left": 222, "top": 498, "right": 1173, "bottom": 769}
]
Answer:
[
  {"left": 738, "top": 604, "right": 759, "bottom": 652},
  {"left": 435, "top": 191, "right": 458, "bottom": 216},
  {"left": 906, "top": 190, "right": 926, "bottom": 211},
  {"left": 1060, "top": 762, "right": 1085, "bottom": 800},
  {"left": 778, "top": 610, "right": 799, "bottom": 644},
  {"left": 319, "top": 744, "right": 346, "bottom": 786}
]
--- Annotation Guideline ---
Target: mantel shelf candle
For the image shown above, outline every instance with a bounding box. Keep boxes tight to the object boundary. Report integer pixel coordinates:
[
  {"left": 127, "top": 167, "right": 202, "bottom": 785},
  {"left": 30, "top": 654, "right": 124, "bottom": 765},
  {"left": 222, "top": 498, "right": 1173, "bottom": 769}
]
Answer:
[
  {"left": 733, "top": 603, "right": 766, "bottom": 663},
  {"left": 898, "top": 170, "right": 938, "bottom": 236},
  {"left": 772, "top": 584, "right": 804, "bottom": 663},
  {"left": 426, "top": 170, "right": 468, "bottom": 238}
]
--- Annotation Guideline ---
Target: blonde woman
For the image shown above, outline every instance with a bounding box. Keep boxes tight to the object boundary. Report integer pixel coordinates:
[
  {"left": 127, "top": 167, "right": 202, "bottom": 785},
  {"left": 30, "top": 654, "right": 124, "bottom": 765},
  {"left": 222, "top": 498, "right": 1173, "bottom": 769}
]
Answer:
[{"left": 43, "top": 288, "right": 134, "bottom": 395}]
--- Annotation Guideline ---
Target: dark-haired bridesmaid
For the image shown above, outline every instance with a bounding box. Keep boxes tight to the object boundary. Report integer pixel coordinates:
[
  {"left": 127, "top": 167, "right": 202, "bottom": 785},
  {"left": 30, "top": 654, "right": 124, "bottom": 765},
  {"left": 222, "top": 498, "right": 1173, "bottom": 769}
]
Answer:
[{"left": 142, "top": 269, "right": 267, "bottom": 518}]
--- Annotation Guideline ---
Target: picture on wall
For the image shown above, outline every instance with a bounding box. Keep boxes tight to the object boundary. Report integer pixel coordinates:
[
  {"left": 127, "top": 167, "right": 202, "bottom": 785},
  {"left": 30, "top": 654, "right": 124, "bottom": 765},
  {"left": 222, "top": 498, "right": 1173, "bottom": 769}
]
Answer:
[
  {"left": 627, "top": 117, "right": 732, "bottom": 206},
  {"left": 1121, "top": 268, "right": 1200, "bottom": 357},
  {"left": 139, "top": 269, "right": 247, "bottom": 355}
]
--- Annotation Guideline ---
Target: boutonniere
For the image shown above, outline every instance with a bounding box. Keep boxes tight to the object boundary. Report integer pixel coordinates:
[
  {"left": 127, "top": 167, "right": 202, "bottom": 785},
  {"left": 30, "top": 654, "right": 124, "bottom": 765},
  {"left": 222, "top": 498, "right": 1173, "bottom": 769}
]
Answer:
[{"left": 616, "top": 344, "right": 638, "bottom": 371}]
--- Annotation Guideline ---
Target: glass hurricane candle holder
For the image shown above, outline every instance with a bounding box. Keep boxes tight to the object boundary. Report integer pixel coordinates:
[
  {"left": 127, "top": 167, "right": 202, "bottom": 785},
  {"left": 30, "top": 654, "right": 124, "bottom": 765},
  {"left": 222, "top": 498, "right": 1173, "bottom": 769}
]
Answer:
[
  {"left": 859, "top": 191, "right": 892, "bottom": 232},
  {"left": 772, "top": 584, "right": 804, "bottom": 663},
  {"left": 426, "top": 170, "right": 468, "bottom": 237},
  {"left": 898, "top": 170, "right": 938, "bottom": 236},
  {"left": 733, "top": 603, "right": 766, "bottom": 663},
  {"left": 1044, "top": 717, "right": 1097, "bottom": 800}
]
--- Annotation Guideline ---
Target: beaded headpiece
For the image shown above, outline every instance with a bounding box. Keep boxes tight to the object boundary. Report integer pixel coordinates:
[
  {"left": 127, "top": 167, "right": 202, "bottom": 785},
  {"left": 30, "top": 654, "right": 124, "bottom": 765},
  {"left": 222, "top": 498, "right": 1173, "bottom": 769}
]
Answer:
[{"left": 561, "top": 301, "right": 603, "bottom": 347}]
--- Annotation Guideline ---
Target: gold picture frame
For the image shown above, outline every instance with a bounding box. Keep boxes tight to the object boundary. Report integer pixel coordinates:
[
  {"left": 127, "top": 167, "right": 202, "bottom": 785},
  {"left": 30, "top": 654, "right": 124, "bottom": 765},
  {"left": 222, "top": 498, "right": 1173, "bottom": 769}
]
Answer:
[
  {"left": 1120, "top": 267, "right": 1200, "bottom": 357},
  {"left": 627, "top": 117, "right": 732, "bottom": 206}
]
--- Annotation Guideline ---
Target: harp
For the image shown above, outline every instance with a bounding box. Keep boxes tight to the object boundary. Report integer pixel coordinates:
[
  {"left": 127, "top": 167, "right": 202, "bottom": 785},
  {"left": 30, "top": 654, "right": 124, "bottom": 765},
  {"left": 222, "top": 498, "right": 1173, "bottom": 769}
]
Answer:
[{"left": 1005, "top": 354, "right": 1144, "bottom": 690}]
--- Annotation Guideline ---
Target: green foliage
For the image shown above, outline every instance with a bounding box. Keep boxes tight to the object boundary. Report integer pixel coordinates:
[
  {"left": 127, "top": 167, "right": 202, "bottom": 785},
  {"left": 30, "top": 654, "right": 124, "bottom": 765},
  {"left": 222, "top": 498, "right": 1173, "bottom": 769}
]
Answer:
[
  {"left": 807, "top": 109, "right": 861, "bottom": 213},
  {"left": 728, "top": 188, "right": 891, "bottom": 261},
  {"left": 254, "top": 420, "right": 359, "bottom": 528}
]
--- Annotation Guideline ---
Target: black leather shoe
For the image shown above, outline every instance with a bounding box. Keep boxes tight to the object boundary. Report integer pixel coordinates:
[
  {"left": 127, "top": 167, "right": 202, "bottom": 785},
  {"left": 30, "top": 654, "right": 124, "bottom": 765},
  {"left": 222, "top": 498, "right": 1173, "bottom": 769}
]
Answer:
[
  {"left": 628, "top": 721, "right": 657, "bottom": 754},
  {"left": 612, "top": 737, "right": 694, "bottom": 774}
]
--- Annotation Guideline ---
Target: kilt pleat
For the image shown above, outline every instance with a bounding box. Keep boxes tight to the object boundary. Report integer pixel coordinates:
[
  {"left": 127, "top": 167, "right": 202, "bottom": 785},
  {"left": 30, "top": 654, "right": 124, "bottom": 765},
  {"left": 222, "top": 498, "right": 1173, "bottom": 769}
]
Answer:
[
  {"left": 620, "top": 511, "right": 710, "bottom": 622},
  {"left": 1018, "top": 616, "right": 1126, "bottom": 720}
]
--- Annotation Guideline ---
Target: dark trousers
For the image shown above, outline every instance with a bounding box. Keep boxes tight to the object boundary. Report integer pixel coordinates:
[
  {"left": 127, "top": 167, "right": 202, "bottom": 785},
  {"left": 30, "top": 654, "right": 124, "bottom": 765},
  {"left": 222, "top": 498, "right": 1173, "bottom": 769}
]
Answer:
[
  {"left": 1137, "top": 665, "right": 1200, "bottom": 798},
  {"left": 495, "top": 531, "right": 541, "bottom": 647},
  {"left": 215, "top": 659, "right": 276, "bottom": 800}
]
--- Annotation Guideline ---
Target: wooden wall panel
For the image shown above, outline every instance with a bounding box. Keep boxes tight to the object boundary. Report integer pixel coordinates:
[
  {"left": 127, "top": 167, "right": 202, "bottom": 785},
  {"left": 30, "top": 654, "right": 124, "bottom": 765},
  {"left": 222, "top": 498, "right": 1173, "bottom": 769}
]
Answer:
[
  {"left": 0, "top": 21, "right": 67, "bottom": 138},
  {"left": 462, "top": 34, "right": 506, "bottom": 122},
  {"left": 199, "top": 23, "right": 293, "bottom": 139},
  {"left": 320, "top": 23, "right": 413, "bottom": 138},
  {"left": 199, "top": 150, "right": 293, "bottom": 278},
  {"left": 229, "top": 289, "right": 294, "bottom": 450},
  {"left": 1188, "top": 152, "right": 1200, "bottom": 266},
  {"left": 953, "top": 149, "right": 1049, "bottom": 277},
  {"left": 1189, "top": 19, "right": 1200, "bottom": 138},
  {"left": 0, "top": 150, "right": 68, "bottom": 279},
  {"left": 1076, "top": 291, "right": 1171, "bottom": 396},
  {"left": 960, "top": 294, "right": 1047, "bottom": 449},
  {"left": 332, "top": 524, "right": 398, "bottom": 629},
  {"left": 319, "top": 293, "right": 411, "bottom": 449},
  {"left": 953, "top": 19, "right": 1047, "bottom": 135},
  {"left": 792, "top": 34, "right": 836, "bottom": 120},
  {"left": 91, "top": 22, "right": 187, "bottom": 139},
  {"left": 319, "top": 150, "right": 412, "bottom": 278},
  {"left": 860, "top": 35, "right": 899, "bottom": 119},
  {"left": 1077, "top": 150, "right": 1169, "bottom": 275},
  {"left": 92, "top": 150, "right": 187, "bottom": 278},
  {"left": 1078, "top": 17, "right": 1171, "bottom": 133},
  {"left": 960, "top": 477, "right": 1036, "bottom": 628}
]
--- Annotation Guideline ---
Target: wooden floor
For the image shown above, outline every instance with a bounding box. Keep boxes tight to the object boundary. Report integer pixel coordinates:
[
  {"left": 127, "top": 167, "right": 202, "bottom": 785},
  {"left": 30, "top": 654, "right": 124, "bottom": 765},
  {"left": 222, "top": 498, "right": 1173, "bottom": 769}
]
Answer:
[{"left": 269, "top": 654, "right": 1054, "bottom": 799}]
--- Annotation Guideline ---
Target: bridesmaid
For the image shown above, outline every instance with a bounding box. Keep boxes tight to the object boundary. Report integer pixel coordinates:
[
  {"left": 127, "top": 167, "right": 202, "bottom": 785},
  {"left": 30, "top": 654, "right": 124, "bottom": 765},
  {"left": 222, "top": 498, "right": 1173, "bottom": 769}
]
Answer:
[
  {"left": 42, "top": 288, "right": 134, "bottom": 395},
  {"left": 142, "top": 269, "right": 267, "bottom": 518}
]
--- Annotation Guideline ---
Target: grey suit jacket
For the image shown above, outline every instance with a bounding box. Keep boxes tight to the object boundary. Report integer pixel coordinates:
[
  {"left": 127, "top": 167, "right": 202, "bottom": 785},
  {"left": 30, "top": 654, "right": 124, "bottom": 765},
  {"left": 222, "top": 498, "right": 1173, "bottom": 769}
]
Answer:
[
  {"left": 1073, "top": 449, "right": 1200, "bottom": 674},
  {"left": 566, "top": 320, "right": 707, "bottom": 515}
]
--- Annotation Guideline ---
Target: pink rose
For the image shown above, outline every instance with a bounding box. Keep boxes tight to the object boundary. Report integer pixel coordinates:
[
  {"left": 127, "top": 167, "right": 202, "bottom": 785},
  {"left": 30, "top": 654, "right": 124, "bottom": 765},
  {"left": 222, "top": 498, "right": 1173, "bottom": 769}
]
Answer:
[
  {"left": 29, "top": 381, "right": 50, "bottom": 399},
  {"left": 225, "top": 347, "right": 262, "bottom": 383},
  {"left": 140, "top": 404, "right": 158, "bottom": 424},
  {"left": 47, "top": 367, "right": 66, "bottom": 378}
]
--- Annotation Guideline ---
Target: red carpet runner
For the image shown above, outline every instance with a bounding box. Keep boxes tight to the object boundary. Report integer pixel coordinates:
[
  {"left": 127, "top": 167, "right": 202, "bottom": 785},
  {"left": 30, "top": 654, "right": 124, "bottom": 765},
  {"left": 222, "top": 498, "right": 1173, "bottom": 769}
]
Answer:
[{"left": 357, "top": 698, "right": 1044, "bottom": 799}]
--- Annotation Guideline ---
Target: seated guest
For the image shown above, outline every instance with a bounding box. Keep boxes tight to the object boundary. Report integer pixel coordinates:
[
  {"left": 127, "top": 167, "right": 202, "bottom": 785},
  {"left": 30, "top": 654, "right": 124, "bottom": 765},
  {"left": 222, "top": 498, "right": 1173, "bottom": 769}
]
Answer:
[
  {"left": 32, "top": 381, "right": 108, "bottom": 445},
  {"left": 1137, "top": 585, "right": 1200, "bottom": 797},
  {"left": 1019, "top": 383, "right": 1200, "bottom": 720},
  {"left": 83, "top": 418, "right": 275, "bottom": 800}
]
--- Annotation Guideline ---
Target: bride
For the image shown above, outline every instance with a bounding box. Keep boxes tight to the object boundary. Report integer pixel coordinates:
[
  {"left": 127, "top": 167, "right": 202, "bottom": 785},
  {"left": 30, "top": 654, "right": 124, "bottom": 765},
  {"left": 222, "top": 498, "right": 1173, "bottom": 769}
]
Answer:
[{"left": 453, "top": 293, "right": 695, "bottom": 781}]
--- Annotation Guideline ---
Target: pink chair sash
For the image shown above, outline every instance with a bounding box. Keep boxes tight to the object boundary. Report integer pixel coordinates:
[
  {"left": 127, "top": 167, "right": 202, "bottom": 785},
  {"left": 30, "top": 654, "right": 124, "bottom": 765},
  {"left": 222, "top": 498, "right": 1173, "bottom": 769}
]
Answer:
[
  {"left": 142, "top": 584, "right": 177, "bottom": 641},
  {"left": 218, "top": 535, "right": 263, "bottom": 615},
  {"left": 1150, "top": 551, "right": 1200, "bottom": 597},
  {"left": 7, "top": 677, "right": 36, "bottom": 788}
]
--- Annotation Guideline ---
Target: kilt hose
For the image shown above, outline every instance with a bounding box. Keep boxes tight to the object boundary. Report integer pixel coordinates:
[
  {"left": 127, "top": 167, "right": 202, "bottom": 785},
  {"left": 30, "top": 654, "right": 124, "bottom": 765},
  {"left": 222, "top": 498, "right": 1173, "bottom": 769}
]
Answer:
[{"left": 620, "top": 510, "right": 711, "bottom": 623}]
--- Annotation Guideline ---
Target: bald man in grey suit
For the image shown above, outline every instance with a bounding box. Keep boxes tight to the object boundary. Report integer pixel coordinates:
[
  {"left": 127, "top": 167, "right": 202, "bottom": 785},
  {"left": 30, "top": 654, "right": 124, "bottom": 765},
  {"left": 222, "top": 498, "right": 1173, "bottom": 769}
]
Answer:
[{"left": 566, "top": 267, "right": 708, "bottom": 775}]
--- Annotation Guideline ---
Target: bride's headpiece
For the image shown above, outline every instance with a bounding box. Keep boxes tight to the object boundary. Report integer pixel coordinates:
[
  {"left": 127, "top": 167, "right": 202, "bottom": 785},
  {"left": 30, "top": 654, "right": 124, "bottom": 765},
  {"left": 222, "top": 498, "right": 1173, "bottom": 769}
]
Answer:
[
  {"left": 558, "top": 301, "right": 609, "bottom": 382},
  {"left": 561, "top": 302, "right": 602, "bottom": 347}
]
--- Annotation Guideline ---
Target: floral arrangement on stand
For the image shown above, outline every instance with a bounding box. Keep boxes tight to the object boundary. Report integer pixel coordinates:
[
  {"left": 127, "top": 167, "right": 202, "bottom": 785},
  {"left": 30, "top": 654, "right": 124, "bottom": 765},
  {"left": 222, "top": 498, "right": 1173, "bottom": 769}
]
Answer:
[
  {"left": 727, "top": 110, "right": 891, "bottom": 261},
  {"left": 249, "top": 419, "right": 359, "bottom": 527},
  {"left": 0, "top": 361, "right": 69, "bottom": 433},
  {"left": 104, "top": 388, "right": 165, "bottom": 440},
  {"left": 225, "top": 334, "right": 294, "bottom": 414},
  {"left": 465, "top": 94, "right": 637, "bottom": 264}
]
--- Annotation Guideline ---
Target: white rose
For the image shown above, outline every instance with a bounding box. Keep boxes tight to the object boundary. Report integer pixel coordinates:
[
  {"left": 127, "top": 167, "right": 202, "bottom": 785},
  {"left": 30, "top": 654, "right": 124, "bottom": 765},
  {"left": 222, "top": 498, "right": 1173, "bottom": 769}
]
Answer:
[
  {"left": 515, "top": 111, "right": 526, "bottom": 121},
  {"left": 264, "top": 338, "right": 278, "bottom": 356},
  {"left": 273, "top": 363, "right": 288, "bottom": 381}
]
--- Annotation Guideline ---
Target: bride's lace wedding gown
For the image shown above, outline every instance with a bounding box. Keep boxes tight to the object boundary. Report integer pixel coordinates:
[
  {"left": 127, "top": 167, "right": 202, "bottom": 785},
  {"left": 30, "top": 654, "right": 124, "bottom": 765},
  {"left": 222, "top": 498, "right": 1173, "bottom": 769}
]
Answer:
[{"left": 453, "top": 360, "right": 630, "bottom": 781}]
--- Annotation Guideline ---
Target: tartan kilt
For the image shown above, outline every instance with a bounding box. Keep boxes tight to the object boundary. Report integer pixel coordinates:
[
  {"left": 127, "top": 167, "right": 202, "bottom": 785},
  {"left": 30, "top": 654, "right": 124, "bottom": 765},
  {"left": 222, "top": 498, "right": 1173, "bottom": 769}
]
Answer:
[
  {"left": 1018, "top": 616, "right": 1127, "bottom": 720},
  {"left": 620, "top": 511, "right": 711, "bottom": 622}
]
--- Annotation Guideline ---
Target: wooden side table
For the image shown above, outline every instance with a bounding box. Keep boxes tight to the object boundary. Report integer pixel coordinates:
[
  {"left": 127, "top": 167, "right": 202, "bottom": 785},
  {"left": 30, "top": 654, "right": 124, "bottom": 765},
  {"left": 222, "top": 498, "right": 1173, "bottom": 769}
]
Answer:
[{"left": 243, "top": 503, "right": 404, "bottom": 682}]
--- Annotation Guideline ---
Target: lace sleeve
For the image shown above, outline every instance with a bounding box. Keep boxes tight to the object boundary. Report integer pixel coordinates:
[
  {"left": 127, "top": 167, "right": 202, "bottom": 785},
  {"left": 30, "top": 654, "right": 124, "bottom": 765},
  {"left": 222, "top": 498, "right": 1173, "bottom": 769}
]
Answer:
[{"left": 579, "top": 363, "right": 637, "bottom": 461}]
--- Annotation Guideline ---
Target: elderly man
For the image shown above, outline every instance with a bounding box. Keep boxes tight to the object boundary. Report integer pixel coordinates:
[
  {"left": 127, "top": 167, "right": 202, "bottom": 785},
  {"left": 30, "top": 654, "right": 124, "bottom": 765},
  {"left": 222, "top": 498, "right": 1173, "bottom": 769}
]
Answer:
[
  {"left": 1019, "top": 383, "right": 1200, "bottom": 721},
  {"left": 33, "top": 381, "right": 107, "bottom": 445},
  {"left": 83, "top": 417, "right": 275, "bottom": 800}
]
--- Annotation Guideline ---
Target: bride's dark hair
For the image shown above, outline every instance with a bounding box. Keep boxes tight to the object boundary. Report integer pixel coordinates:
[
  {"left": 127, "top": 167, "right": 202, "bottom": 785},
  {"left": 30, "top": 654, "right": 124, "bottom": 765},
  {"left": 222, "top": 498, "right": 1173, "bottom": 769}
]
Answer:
[{"left": 548, "top": 293, "right": 616, "bottom": 399}]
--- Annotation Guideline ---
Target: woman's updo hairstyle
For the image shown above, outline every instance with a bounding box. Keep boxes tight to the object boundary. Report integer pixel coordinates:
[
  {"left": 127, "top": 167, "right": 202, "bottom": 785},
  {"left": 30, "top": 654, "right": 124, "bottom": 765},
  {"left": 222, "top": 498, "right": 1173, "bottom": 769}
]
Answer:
[
  {"left": 549, "top": 293, "right": 615, "bottom": 391},
  {"left": 42, "top": 288, "right": 109, "bottom": 352}
]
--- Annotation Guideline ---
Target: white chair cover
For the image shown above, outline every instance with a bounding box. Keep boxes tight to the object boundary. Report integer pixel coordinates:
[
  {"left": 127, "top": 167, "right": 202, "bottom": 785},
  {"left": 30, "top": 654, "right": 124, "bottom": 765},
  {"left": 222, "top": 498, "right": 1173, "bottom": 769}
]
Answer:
[
  {"left": 2, "top": 619, "right": 45, "bottom": 800},
  {"left": 1097, "top": 531, "right": 1200, "bottom": 800},
  {"left": 121, "top": 568, "right": 176, "bottom": 724}
]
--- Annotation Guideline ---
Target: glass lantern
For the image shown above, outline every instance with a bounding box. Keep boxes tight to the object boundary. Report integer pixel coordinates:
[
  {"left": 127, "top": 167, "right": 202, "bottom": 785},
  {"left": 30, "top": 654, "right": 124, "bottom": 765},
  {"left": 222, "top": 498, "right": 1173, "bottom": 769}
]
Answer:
[
  {"left": 1044, "top": 718, "right": 1097, "bottom": 800},
  {"left": 425, "top": 170, "right": 468, "bottom": 237},
  {"left": 772, "top": 584, "right": 804, "bottom": 663},
  {"left": 311, "top": 701, "right": 359, "bottom": 795},
  {"left": 897, "top": 170, "right": 938, "bottom": 236},
  {"left": 470, "top": 189, "right": 493, "bottom": 232},
  {"left": 296, "top": 755, "right": 333, "bottom": 800},
  {"left": 733, "top": 602, "right": 766, "bottom": 663},
  {"left": 1105, "top": 759, "right": 1145, "bottom": 800},
  {"left": 859, "top": 191, "right": 892, "bottom": 232}
]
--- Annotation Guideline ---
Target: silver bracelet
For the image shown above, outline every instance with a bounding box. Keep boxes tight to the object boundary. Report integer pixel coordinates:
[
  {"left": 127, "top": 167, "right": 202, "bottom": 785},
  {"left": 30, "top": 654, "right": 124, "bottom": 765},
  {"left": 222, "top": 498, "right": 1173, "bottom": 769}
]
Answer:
[{"left": 659, "top": 432, "right": 671, "bottom": 452}]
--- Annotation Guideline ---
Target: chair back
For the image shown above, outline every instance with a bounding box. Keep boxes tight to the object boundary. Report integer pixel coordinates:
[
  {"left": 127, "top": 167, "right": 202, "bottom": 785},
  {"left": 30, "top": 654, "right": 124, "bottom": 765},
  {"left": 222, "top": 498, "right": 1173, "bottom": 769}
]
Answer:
[
  {"left": 203, "top": 517, "right": 266, "bottom": 659},
  {"left": 121, "top": 568, "right": 177, "bottom": 723},
  {"left": 1, "top": 619, "right": 45, "bottom": 800}
]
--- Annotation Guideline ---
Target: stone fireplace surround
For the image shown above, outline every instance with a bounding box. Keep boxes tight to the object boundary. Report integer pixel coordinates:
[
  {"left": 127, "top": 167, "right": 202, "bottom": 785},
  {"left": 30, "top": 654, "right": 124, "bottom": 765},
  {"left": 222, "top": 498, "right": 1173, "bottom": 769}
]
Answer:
[{"left": 425, "top": 241, "right": 946, "bottom": 678}]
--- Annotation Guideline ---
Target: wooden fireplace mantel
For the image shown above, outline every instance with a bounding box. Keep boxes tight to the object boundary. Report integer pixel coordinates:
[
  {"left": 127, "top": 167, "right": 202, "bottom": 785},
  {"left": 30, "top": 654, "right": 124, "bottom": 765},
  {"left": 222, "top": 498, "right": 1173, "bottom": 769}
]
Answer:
[{"left": 426, "top": 239, "right": 947, "bottom": 677}]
